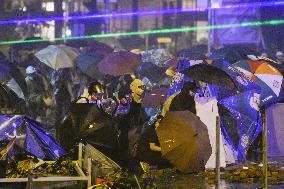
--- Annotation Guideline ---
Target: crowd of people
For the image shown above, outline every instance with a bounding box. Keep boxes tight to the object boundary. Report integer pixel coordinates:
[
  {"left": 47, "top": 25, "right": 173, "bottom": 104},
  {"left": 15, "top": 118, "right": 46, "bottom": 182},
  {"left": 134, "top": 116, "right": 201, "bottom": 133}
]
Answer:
[{"left": 1, "top": 41, "right": 284, "bottom": 170}]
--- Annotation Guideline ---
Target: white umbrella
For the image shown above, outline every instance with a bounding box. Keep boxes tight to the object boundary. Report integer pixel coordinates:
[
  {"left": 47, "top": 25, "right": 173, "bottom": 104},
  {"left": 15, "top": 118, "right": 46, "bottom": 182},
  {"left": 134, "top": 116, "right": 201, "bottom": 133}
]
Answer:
[{"left": 35, "top": 45, "right": 79, "bottom": 70}]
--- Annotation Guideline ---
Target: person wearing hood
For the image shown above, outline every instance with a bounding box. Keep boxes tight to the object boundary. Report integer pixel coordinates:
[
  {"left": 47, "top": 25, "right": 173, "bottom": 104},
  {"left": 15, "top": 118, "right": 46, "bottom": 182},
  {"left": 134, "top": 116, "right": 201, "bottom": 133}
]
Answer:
[
  {"left": 161, "top": 81, "right": 199, "bottom": 116},
  {"left": 25, "top": 66, "right": 49, "bottom": 119}
]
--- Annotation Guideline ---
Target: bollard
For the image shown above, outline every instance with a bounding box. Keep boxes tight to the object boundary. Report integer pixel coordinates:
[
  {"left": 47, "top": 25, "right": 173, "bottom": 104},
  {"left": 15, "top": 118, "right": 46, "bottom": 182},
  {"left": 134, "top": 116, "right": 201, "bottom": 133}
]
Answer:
[{"left": 215, "top": 116, "right": 220, "bottom": 189}]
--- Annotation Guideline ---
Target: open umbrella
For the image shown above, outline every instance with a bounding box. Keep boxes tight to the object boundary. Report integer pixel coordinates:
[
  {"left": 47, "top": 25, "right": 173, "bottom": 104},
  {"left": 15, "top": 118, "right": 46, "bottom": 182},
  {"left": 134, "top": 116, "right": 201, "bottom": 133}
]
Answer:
[
  {"left": 75, "top": 54, "right": 105, "bottom": 80},
  {"left": 219, "top": 89, "right": 262, "bottom": 160},
  {"left": 35, "top": 45, "right": 79, "bottom": 70},
  {"left": 98, "top": 51, "right": 142, "bottom": 76},
  {"left": 0, "top": 115, "right": 66, "bottom": 160},
  {"left": 157, "top": 111, "right": 211, "bottom": 173},
  {"left": 135, "top": 62, "right": 167, "bottom": 83},
  {"left": 84, "top": 144, "right": 121, "bottom": 177},
  {"left": 57, "top": 103, "right": 119, "bottom": 158},
  {"left": 182, "top": 64, "right": 238, "bottom": 91},
  {"left": 86, "top": 41, "right": 114, "bottom": 57},
  {"left": 141, "top": 49, "right": 172, "bottom": 66},
  {"left": 233, "top": 60, "right": 283, "bottom": 105},
  {"left": 142, "top": 87, "right": 167, "bottom": 108},
  {"left": 176, "top": 45, "right": 207, "bottom": 60},
  {"left": 209, "top": 46, "right": 259, "bottom": 64}
]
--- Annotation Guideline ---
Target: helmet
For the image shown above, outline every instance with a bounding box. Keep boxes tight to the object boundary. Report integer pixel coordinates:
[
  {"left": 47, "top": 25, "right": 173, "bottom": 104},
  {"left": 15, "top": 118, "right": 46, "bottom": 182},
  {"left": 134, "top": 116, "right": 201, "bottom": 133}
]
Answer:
[{"left": 130, "top": 79, "right": 145, "bottom": 96}]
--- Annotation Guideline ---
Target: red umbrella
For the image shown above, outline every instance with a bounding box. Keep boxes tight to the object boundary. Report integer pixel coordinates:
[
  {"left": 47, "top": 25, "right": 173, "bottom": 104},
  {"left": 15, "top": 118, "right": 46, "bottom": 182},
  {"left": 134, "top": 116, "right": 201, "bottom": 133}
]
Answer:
[
  {"left": 98, "top": 51, "right": 142, "bottom": 76},
  {"left": 142, "top": 87, "right": 167, "bottom": 108}
]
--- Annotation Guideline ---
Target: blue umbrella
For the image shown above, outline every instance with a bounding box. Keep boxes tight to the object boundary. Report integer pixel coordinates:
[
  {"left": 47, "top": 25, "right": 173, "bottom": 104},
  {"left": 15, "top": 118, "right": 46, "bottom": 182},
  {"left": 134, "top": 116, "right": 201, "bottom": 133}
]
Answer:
[
  {"left": 219, "top": 90, "right": 262, "bottom": 160},
  {"left": 212, "top": 60, "right": 260, "bottom": 92},
  {"left": 0, "top": 115, "right": 65, "bottom": 160},
  {"left": 166, "top": 59, "right": 193, "bottom": 98},
  {"left": 0, "top": 63, "right": 10, "bottom": 82}
]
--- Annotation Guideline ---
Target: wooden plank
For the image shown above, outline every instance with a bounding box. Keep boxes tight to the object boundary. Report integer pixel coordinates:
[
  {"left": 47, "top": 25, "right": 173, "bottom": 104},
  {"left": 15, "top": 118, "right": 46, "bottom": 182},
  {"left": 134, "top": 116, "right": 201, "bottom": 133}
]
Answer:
[
  {"left": 78, "top": 143, "right": 83, "bottom": 168},
  {"left": 87, "top": 158, "right": 92, "bottom": 187},
  {"left": 74, "top": 161, "right": 86, "bottom": 176},
  {"left": 0, "top": 176, "right": 90, "bottom": 183}
]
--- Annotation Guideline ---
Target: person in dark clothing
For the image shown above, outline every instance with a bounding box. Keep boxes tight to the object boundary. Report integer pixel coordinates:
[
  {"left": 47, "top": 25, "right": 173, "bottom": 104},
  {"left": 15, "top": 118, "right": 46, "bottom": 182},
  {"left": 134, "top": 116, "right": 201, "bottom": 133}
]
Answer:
[
  {"left": 136, "top": 115, "right": 171, "bottom": 168},
  {"left": 115, "top": 79, "right": 147, "bottom": 167},
  {"left": 169, "top": 81, "right": 198, "bottom": 114}
]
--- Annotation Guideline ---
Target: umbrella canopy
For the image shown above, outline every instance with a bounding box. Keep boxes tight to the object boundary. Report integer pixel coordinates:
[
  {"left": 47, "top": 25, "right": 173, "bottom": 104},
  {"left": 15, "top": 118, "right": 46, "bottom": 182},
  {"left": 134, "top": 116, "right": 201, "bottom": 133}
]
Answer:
[
  {"left": 0, "top": 63, "right": 10, "bottom": 82},
  {"left": 176, "top": 45, "right": 207, "bottom": 60},
  {"left": 35, "top": 45, "right": 79, "bottom": 70},
  {"left": 98, "top": 51, "right": 142, "bottom": 76},
  {"left": 163, "top": 57, "right": 180, "bottom": 68},
  {"left": 57, "top": 103, "right": 119, "bottom": 157},
  {"left": 182, "top": 64, "right": 238, "bottom": 91},
  {"left": 142, "top": 87, "right": 167, "bottom": 108},
  {"left": 157, "top": 111, "right": 211, "bottom": 173},
  {"left": 84, "top": 144, "right": 121, "bottom": 177},
  {"left": 75, "top": 54, "right": 105, "bottom": 79},
  {"left": 0, "top": 115, "right": 66, "bottom": 160},
  {"left": 135, "top": 62, "right": 167, "bottom": 83},
  {"left": 219, "top": 89, "right": 262, "bottom": 160},
  {"left": 209, "top": 46, "right": 259, "bottom": 64},
  {"left": 141, "top": 49, "right": 172, "bottom": 66},
  {"left": 86, "top": 41, "right": 114, "bottom": 57},
  {"left": 233, "top": 60, "right": 283, "bottom": 105}
]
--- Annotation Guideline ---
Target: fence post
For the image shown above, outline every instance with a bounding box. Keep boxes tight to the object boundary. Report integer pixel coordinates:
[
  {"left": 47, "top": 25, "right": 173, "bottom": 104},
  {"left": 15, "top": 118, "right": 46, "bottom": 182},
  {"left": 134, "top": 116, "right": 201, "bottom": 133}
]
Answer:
[
  {"left": 215, "top": 116, "right": 220, "bottom": 189},
  {"left": 261, "top": 108, "right": 267, "bottom": 189}
]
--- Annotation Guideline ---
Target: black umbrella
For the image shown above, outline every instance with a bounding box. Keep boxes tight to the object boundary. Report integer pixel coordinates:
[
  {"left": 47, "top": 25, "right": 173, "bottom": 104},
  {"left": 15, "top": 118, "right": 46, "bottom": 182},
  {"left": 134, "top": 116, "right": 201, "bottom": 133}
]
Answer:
[
  {"left": 57, "top": 103, "right": 119, "bottom": 157},
  {"left": 182, "top": 64, "right": 238, "bottom": 91}
]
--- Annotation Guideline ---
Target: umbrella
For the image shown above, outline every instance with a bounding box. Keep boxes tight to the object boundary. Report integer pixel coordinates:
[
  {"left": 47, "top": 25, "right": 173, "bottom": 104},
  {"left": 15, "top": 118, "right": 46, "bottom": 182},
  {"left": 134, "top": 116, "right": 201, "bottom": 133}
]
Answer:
[
  {"left": 142, "top": 87, "right": 167, "bottom": 108},
  {"left": 157, "top": 111, "right": 211, "bottom": 173},
  {"left": 0, "top": 63, "right": 10, "bottom": 82},
  {"left": 176, "top": 45, "right": 207, "bottom": 60},
  {"left": 0, "top": 115, "right": 66, "bottom": 160},
  {"left": 86, "top": 41, "right": 114, "bottom": 56},
  {"left": 75, "top": 54, "right": 105, "bottom": 79},
  {"left": 84, "top": 144, "right": 121, "bottom": 177},
  {"left": 35, "top": 45, "right": 79, "bottom": 70},
  {"left": 57, "top": 103, "right": 119, "bottom": 158},
  {"left": 182, "top": 64, "right": 238, "bottom": 91},
  {"left": 209, "top": 46, "right": 259, "bottom": 64},
  {"left": 233, "top": 60, "right": 283, "bottom": 105},
  {"left": 141, "top": 49, "right": 172, "bottom": 66},
  {"left": 219, "top": 89, "right": 262, "bottom": 160},
  {"left": 98, "top": 51, "right": 142, "bottom": 76},
  {"left": 135, "top": 62, "right": 167, "bottom": 83},
  {"left": 163, "top": 57, "right": 180, "bottom": 68}
]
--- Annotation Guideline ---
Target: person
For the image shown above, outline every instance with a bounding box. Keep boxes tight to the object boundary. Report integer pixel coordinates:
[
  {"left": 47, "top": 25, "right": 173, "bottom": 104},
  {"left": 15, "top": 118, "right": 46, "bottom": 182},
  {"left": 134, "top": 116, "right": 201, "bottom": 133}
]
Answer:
[
  {"left": 135, "top": 115, "right": 171, "bottom": 170},
  {"left": 161, "top": 81, "right": 198, "bottom": 116},
  {"left": 25, "top": 66, "right": 49, "bottom": 119},
  {"left": 169, "top": 81, "right": 198, "bottom": 114},
  {"left": 115, "top": 79, "right": 147, "bottom": 167}
]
